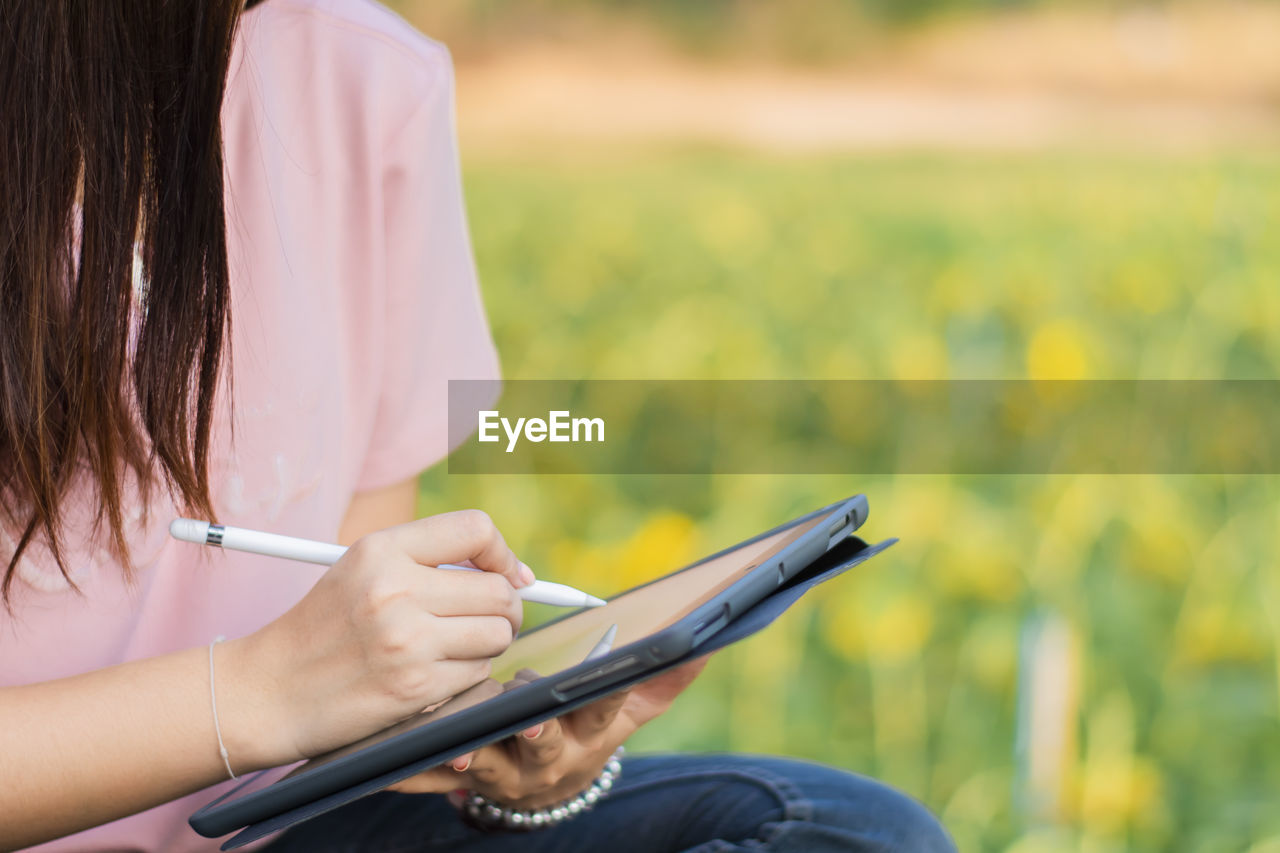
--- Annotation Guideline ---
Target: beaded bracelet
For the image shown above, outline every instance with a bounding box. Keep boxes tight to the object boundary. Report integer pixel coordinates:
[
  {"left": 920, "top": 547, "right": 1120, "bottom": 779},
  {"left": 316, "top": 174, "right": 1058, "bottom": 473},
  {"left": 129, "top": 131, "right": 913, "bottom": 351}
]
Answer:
[{"left": 456, "top": 746, "right": 625, "bottom": 832}]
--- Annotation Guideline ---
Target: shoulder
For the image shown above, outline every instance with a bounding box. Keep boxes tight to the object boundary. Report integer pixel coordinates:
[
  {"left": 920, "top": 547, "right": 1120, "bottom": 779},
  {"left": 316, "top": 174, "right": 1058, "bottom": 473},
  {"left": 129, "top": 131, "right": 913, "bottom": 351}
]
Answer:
[{"left": 236, "top": 0, "right": 454, "bottom": 124}]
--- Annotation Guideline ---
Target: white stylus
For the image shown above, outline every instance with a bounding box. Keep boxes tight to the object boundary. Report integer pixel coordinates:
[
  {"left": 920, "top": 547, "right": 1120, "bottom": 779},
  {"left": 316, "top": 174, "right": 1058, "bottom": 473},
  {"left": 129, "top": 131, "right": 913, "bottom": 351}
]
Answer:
[
  {"left": 169, "top": 518, "right": 606, "bottom": 609},
  {"left": 583, "top": 624, "right": 618, "bottom": 662}
]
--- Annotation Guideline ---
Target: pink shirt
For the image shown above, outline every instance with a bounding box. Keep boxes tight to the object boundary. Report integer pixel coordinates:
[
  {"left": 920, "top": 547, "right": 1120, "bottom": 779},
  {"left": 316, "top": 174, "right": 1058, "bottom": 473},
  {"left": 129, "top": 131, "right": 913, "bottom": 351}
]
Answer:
[{"left": 0, "top": 1, "right": 499, "bottom": 849}]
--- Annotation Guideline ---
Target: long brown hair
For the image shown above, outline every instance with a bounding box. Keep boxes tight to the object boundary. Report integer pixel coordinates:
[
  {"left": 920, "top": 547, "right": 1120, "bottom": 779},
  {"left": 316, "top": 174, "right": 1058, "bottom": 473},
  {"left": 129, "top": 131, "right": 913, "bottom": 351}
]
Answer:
[{"left": 0, "top": 1, "right": 262, "bottom": 602}]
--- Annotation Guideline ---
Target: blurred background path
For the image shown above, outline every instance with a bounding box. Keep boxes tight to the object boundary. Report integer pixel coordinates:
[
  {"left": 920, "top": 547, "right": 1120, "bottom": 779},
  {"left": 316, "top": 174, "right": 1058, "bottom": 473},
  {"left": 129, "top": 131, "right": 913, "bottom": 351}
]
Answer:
[{"left": 417, "top": 1, "right": 1280, "bottom": 153}]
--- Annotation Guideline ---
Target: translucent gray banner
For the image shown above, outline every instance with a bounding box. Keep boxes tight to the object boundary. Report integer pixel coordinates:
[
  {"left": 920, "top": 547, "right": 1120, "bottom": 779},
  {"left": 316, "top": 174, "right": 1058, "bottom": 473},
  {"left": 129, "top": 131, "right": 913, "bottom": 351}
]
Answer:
[{"left": 446, "top": 380, "right": 1280, "bottom": 474}]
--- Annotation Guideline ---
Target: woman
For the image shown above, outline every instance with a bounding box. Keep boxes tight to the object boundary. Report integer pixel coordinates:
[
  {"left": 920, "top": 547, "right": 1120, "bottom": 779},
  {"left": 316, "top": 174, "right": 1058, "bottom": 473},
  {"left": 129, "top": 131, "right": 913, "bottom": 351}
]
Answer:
[{"left": 0, "top": 1, "right": 954, "bottom": 850}]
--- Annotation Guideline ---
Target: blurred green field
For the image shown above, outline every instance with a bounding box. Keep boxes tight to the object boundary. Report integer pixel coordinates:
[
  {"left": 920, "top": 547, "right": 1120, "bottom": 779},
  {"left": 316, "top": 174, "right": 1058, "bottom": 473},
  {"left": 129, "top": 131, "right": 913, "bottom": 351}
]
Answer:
[{"left": 418, "top": 150, "right": 1280, "bottom": 852}]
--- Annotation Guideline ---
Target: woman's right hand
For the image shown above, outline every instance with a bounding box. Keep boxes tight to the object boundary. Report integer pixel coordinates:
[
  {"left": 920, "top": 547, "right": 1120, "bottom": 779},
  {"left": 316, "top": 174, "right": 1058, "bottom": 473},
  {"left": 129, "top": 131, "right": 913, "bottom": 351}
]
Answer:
[{"left": 218, "top": 510, "right": 532, "bottom": 770}]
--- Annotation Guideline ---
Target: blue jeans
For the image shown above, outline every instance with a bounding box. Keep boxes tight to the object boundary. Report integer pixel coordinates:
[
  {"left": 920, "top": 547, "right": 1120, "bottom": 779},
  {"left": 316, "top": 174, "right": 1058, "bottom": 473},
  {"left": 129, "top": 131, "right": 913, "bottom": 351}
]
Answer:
[{"left": 260, "top": 754, "right": 956, "bottom": 852}]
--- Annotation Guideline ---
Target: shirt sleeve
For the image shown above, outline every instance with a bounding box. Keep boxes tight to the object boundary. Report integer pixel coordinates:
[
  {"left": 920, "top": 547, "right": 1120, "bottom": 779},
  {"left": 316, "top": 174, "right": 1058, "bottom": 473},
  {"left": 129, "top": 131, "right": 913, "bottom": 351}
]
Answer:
[{"left": 355, "top": 50, "right": 500, "bottom": 492}]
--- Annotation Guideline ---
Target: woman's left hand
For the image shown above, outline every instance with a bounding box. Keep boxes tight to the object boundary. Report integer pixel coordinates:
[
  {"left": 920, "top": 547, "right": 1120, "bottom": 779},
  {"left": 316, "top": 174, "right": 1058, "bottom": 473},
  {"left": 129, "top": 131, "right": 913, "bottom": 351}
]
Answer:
[{"left": 391, "top": 655, "right": 711, "bottom": 808}]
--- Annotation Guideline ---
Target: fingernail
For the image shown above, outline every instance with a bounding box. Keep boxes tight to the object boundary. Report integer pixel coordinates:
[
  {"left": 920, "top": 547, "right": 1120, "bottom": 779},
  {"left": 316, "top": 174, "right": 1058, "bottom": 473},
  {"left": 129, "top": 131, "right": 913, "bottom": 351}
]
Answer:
[
  {"left": 452, "top": 755, "right": 472, "bottom": 772},
  {"left": 522, "top": 724, "right": 543, "bottom": 740},
  {"left": 519, "top": 563, "right": 536, "bottom": 587}
]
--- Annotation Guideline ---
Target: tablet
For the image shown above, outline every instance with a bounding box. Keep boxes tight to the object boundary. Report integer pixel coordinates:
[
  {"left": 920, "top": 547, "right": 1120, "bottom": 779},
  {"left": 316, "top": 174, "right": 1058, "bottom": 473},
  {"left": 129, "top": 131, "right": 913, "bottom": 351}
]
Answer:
[{"left": 191, "top": 494, "right": 869, "bottom": 840}]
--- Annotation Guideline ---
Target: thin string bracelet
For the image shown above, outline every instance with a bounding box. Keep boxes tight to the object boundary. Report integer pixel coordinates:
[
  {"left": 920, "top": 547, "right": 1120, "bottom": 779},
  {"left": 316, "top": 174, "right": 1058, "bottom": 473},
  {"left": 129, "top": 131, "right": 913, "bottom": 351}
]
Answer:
[{"left": 208, "top": 635, "right": 237, "bottom": 780}]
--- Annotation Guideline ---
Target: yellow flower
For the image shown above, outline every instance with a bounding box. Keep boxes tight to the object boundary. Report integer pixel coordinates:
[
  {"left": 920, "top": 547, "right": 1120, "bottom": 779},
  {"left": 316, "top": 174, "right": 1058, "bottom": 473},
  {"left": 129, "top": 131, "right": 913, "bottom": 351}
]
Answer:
[
  {"left": 1119, "top": 482, "right": 1195, "bottom": 585},
  {"left": 1026, "top": 320, "right": 1094, "bottom": 380},
  {"left": 1077, "top": 755, "right": 1163, "bottom": 834},
  {"left": 610, "top": 511, "right": 699, "bottom": 593},
  {"left": 1174, "top": 600, "right": 1270, "bottom": 666},
  {"left": 1070, "top": 691, "right": 1165, "bottom": 834},
  {"left": 822, "top": 592, "right": 866, "bottom": 660},
  {"left": 865, "top": 595, "right": 934, "bottom": 664}
]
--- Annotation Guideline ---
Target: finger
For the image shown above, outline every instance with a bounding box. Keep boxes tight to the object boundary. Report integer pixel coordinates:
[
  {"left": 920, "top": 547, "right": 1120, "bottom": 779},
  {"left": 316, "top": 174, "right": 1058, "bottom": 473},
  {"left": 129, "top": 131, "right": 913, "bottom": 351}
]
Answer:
[
  {"left": 515, "top": 716, "right": 564, "bottom": 767},
  {"left": 568, "top": 687, "right": 631, "bottom": 739},
  {"left": 648, "top": 655, "right": 712, "bottom": 698},
  {"left": 388, "top": 749, "right": 483, "bottom": 794},
  {"left": 406, "top": 658, "right": 494, "bottom": 706},
  {"left": 418, "top": 568, "right": 523, "bottom": 636},
  {"left": 464, "top": 741, "right": 520, "bottom": 793},
  {"left": 435, "top": 615, "right": 516, "bottom": 660},
  {"left": 389, "top": 510, "right": 531, "bottom": 589},
  {"left": 620, "top": 655, "right": 715, "bottom": 727},
  {"left": 501, "top": 668, "right": 563, "bottom": 762},
  {"left": 499, "top": 668, "right": 544, "bottom": 693},
  {"left": 429, "top": 675, "right": 505, "bottom": 716},
  {"left": 388, "top": 767, "right": 467, "bottom": 795}
]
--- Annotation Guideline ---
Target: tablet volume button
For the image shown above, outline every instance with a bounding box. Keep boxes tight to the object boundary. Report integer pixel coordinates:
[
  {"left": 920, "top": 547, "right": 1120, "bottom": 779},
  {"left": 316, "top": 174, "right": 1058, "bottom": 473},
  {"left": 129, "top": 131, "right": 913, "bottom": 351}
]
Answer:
[
  {"left": 553, "top": 655, "right": 640, "bottom": 698},
  {"left": 693, "top": 603, "right": 731, "bottom": 644}
]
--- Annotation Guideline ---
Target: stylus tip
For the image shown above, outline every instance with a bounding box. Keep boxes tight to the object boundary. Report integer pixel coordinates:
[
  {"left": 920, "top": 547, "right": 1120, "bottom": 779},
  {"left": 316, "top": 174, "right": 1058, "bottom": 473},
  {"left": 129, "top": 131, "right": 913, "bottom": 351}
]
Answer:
[{"left": 585, "top": 594, "right": 607, "bottom": 607}]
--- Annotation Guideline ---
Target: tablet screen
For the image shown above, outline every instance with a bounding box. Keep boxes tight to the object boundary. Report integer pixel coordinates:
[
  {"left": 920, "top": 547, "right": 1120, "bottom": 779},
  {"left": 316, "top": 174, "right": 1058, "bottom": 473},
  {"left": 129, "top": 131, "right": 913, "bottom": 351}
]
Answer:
[
  {"left": 491, "top": 512, "right": 823, "bottom": 682},
  {"left": 284, "top": 512, "right": 825, "bottom": 778}
]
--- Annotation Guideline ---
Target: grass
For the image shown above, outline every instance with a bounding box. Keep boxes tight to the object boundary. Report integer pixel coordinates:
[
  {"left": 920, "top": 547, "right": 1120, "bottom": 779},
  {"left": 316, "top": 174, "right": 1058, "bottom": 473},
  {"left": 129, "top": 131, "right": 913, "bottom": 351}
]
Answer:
[{"left": 417, "top": 149, "right": 1280, "bottom": 852}]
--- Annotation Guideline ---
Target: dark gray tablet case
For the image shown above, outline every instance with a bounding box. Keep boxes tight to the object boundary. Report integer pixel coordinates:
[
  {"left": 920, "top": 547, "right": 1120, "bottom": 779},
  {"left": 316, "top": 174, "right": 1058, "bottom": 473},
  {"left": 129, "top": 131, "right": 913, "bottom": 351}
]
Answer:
[
  {"left": 214, "top": 535, "right": 895, "bottom": 850},
  {"left": 193, "top": 497, "right": 869, "bottom": 839}
]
